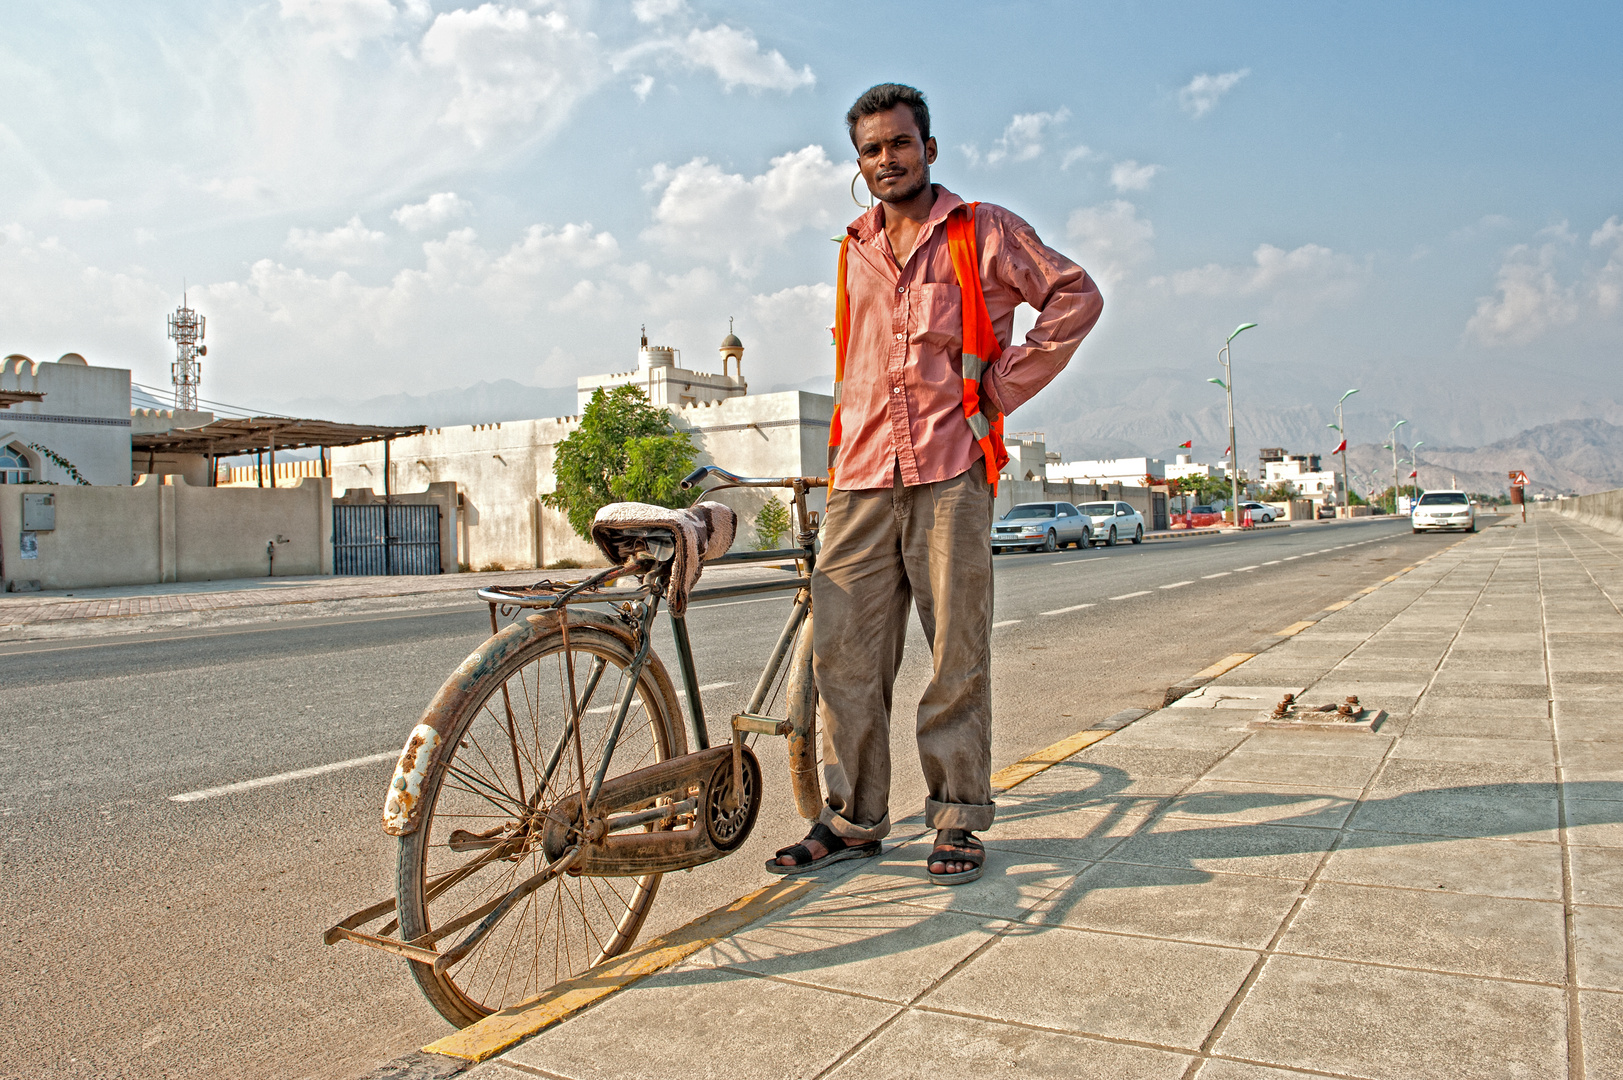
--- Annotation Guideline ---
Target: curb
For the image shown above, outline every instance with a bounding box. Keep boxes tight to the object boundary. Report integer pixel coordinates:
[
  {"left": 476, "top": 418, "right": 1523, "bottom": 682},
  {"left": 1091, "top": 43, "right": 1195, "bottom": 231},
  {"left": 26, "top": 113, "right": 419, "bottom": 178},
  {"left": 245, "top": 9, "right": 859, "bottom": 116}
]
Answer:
[{"left": 363, "top": 528, "right": 1478, "bottom": 1076}]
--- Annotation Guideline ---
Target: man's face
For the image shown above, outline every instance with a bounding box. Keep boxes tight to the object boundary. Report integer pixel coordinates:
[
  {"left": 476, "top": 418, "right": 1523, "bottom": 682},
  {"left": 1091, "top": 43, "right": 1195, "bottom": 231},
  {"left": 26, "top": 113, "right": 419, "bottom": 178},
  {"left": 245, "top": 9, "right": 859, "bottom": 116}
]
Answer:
[{"left": 854, "top": 105, "right": 936, "bottom": 206}]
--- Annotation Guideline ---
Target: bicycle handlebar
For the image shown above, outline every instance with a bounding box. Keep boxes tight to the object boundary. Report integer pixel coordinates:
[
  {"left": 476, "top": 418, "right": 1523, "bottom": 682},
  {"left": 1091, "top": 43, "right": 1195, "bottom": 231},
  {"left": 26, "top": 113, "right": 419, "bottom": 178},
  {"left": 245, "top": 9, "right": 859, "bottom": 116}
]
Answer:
[{"left": 679, "top": 466, "right": 828, "bottom": 491}]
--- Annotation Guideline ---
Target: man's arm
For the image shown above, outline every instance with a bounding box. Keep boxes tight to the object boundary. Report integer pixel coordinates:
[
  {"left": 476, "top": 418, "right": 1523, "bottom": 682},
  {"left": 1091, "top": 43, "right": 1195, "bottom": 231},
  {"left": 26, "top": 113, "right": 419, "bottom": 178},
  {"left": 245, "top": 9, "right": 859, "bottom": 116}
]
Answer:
[{"left": 976, "top": 208, "right": 1103, "bottom": 416}]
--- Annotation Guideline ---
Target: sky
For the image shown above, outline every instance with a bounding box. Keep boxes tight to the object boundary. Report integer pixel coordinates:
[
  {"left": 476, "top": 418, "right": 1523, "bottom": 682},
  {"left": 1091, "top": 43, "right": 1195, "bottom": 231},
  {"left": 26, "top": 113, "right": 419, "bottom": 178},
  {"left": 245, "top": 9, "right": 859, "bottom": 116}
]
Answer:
[{"left": 3, "top": 0, "right": 1622, "bottom": 457}]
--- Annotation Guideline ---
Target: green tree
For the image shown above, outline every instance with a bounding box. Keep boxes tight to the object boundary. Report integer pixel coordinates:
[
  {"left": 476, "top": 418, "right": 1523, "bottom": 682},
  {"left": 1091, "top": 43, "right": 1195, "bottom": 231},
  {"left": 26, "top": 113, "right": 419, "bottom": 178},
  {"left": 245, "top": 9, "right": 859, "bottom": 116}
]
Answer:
[
  {"left": 544, "top": 386, "right": 699, "bottom": 539},
  {"left": 754, "top": 498, "right": 791, "bottom": 550}
]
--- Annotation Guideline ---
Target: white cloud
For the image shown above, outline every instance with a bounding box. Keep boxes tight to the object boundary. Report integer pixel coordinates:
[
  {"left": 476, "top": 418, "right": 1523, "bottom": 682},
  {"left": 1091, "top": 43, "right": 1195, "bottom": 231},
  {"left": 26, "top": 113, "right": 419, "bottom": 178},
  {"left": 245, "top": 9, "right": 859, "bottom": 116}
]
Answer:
[
  {"left": 1060, "top": 146, "right": 1092, "bottom": 171},
  {"left": 1109, "top": 160, "right": 1161, "bottom": 192},
  {"left": 278, "top": 0, "right": 428, "bottom": 56},
  {"left": 1066, "top": 200, "right": 1153, "bottom": 289},
  {"left": 678, "top": 25, "right": 814, "bottom": 92},
  {"left": 420, "top": 5, "right": 606, "bottom": 148},
  {"left": 631, "top": 0, "right": 688, "bottom": 24},
  {"left": 392, "top": 192, "right": 472, "bottom": 232},
  {"left": 973, "top": 108, "right": 1070, "bottom": 166},
  {"left": 642, "top": 145, "right": 848, "bottom": 275},
  {"left": 1179, "top": 69, "right": 1249, "bottom": 119},
  {"left": 1160, "top": 242, "right": 1366, "bottom": 316},
  {"left": 59, "top": 198, "right": 110, "bottom": 220},
  {"left": 1467, "top": 243, "right": 1580, "bottom": 344},
  {"left": 633, "top": 74, "right": 655, "bottom": 101},
  {"left": 285, "top": 215, "right": 388, "bottom": 264},
  {"left": 1590, "top": 216, "right": 1623, "bottom": 249}
]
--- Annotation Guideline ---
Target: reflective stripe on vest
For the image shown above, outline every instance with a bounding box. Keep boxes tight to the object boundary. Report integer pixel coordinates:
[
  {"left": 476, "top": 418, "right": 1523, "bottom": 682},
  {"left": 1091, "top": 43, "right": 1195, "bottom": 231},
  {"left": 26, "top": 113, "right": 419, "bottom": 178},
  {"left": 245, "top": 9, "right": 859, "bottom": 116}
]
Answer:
[{"left": 829, "top": 202, "right": 1009, "bottom": 494}]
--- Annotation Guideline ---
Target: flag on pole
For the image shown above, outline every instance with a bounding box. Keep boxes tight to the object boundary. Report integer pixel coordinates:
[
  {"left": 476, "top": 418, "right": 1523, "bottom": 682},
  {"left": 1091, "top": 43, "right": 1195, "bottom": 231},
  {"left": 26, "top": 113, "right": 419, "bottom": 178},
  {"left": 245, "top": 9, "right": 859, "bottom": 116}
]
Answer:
[
  {"left": 1179, "top": 440, "right": 1192, "bottom": 449},
  {"left": 1332, "top": 439, "right": 1347, "bottom": 455},
  {"left": 1409, "top": 469, "right": 1418, "bottom": 478},
  {"left": 1224, "top": 446, "right": 1232, "bottom": 456}
]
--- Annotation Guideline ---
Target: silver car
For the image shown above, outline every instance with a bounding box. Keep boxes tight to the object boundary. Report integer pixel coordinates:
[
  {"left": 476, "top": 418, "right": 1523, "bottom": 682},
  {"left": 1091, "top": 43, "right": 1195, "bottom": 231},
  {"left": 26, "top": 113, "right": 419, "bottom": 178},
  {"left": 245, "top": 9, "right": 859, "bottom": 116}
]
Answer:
[
  {"left": 991, "top": 502, "right": 1092, "bottom": 553},
  {"left": 1411, "top": 490, "right": 1476, "bottom": 533},
  {"left": 1077, "top": 501, "right": 1146, "bottom": 547}
]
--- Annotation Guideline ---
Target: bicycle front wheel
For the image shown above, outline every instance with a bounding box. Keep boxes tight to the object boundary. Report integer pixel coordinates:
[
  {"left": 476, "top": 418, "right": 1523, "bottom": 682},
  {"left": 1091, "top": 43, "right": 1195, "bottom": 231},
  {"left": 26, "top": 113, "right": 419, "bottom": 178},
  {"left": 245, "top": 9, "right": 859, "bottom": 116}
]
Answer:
[{"left": 397, "top": 615, "right": 685, "bottom": 1027}]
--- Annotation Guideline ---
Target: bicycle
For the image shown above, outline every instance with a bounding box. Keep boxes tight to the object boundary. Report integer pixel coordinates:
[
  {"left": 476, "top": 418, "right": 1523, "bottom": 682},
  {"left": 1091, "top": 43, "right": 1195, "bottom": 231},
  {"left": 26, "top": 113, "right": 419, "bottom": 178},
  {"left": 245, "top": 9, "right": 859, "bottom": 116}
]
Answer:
[{"left": 324, "top": 468, "right": 827, "bottom": 1027}]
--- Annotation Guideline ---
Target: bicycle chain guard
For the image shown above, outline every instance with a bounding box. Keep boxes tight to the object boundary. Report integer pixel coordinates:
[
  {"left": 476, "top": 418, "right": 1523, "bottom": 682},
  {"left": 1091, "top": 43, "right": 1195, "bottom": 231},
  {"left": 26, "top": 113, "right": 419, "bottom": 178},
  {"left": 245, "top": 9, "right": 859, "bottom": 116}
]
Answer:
[{"left": 540, "top": 744, "right": 762, "bottom": 876}]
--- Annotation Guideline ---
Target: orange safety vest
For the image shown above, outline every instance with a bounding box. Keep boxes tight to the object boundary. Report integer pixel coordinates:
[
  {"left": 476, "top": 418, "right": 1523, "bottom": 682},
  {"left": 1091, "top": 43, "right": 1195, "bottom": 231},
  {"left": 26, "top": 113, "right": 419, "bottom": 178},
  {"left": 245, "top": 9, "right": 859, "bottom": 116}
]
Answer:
[{"left": 830, "top": 202, "right": 1010, "bottom": 494}]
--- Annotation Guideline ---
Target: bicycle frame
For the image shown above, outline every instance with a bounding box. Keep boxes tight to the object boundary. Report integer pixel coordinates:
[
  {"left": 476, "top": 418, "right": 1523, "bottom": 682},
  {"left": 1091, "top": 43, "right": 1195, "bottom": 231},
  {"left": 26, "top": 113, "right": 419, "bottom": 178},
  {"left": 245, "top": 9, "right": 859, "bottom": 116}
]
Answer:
[{"left": 328, "top": 470, "right": 827, "bottom": 970}]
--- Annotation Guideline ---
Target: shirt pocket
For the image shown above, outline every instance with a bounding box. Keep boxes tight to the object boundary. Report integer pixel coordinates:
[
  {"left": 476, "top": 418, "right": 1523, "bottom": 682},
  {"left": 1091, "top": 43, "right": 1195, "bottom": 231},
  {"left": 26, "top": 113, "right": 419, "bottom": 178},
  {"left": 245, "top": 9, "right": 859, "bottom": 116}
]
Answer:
[{"left": 909, "top": 282, "right": 962, "bottom": 351}]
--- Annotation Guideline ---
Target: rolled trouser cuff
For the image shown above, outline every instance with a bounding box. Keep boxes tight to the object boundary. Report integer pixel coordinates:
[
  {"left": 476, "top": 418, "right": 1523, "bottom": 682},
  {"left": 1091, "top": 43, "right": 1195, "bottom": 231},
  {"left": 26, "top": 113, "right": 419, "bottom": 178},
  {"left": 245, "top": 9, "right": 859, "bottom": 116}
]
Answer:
[
  {"left": 925, "top": 797, "right": 996, "bottom": 832},
  {"left": 819, "top": 806, "right": 891, "bottom": 843}
]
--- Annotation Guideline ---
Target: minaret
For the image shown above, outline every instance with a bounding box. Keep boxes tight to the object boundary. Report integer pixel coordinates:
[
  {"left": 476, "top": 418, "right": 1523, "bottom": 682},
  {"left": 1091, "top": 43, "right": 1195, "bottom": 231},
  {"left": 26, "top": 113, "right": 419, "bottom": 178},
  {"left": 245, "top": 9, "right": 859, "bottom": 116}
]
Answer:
[{"left": 718, "top": 317, "right": 744, "bottom": 385}]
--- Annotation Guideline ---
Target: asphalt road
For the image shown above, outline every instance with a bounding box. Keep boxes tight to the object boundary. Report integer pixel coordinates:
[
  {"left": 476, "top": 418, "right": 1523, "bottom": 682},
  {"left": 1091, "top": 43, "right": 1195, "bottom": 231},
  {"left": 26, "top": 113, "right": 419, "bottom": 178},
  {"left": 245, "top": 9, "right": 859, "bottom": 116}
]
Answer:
[{"left": 0, "top": 516, "right": 1470, "bottom": 1079}]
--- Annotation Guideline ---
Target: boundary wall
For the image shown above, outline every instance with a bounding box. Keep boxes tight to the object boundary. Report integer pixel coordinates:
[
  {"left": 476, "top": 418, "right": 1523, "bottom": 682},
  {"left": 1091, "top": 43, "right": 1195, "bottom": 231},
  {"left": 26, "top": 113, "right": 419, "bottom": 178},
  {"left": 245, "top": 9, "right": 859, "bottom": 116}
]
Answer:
[
  {"left": 1552, "top": 488, "right": 1623, "bottom": 537},
  {"left": 0, "top": 475, "right": 332, "bottom": 591}
]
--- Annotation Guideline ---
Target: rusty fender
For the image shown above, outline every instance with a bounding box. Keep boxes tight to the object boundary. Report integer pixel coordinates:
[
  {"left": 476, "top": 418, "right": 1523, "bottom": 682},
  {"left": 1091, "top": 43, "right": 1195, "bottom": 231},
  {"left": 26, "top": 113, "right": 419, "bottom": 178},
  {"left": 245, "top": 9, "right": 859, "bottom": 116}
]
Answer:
[{"left": 381, "top": 609, "right": 640, "bottom": 837}]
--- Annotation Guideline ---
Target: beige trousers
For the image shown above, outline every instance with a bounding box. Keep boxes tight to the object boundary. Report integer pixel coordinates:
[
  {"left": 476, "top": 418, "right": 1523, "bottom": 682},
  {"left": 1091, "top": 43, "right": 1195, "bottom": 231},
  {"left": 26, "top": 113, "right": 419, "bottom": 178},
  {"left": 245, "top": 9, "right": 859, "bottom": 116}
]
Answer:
[{"left": 811, "top": 460, "right": 997, "bottom": 841}]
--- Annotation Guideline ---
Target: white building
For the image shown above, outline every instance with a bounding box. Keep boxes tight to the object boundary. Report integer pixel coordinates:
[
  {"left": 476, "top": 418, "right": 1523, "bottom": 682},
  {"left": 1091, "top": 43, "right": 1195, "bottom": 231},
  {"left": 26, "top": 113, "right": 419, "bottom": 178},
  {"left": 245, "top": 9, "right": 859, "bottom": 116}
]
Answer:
[
  {"left": 333, "top": 327, "right": 832, "bottom": 569},
  {"left": 1046, "top": 455, "right": 1165, "bottom": 485},
  {"left": 1, "top": 353, "right": 133, "bottom": 486},
  {"left": 1260, "top": 448, "right": 1339, "bottom": 504},
  {"left": 575, "top": 326, "right": 748, "bottom": 413},
  {"left": 1165, "top": 453, "right": 1226, "bottom": 482}
]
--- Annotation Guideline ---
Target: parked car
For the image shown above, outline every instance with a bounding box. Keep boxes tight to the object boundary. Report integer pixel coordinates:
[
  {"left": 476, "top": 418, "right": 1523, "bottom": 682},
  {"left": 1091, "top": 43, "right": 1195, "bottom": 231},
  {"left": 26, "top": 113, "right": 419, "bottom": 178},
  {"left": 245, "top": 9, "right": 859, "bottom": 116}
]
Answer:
[
  {"left": 1076, "top": 501, "right": 1145, "bottom": 546},
  {"left": 991, "top": 502, "right": 1092, "bottom": 553},
  {"left": 1236, "top": 500, "right": 1278, "bottom": 524},
  {"left": 1180, "top": 504, "right": 1225, "bottom": 528},
  {"left": 1411, "top": 490, "right": 1477, "bottom": 533}
]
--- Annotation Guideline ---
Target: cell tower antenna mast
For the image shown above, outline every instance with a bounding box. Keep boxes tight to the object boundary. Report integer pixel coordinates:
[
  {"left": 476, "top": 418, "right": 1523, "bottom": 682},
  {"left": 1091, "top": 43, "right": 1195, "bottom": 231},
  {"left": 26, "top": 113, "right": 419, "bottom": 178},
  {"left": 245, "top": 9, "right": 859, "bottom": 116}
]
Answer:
[{"left": 167, "top": 291, "right": 206, "bottom": 411}]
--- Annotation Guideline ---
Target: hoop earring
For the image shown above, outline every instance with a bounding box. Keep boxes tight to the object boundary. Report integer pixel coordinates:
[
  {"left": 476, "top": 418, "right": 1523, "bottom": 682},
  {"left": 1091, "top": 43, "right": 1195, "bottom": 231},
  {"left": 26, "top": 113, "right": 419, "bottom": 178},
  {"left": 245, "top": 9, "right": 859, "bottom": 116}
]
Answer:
[{"left": 850, "top": 172, "right": 874, "bottom": 209}]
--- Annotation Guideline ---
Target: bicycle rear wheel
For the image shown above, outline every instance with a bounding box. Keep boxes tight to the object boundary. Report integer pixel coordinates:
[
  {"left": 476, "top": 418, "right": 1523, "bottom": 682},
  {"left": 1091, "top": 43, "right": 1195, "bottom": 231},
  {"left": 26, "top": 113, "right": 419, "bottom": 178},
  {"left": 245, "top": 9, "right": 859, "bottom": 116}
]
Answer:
[{"left": 397, "top": 615, "right": 684, "bottom": 1027}]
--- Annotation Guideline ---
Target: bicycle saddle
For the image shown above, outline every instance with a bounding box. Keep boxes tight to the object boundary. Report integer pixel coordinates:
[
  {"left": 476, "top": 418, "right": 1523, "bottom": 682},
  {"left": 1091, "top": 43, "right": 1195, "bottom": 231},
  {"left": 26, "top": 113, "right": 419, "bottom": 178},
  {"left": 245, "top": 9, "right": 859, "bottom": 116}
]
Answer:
[{"left": 589, "top": 501, "right": 737, "bottom": 615}]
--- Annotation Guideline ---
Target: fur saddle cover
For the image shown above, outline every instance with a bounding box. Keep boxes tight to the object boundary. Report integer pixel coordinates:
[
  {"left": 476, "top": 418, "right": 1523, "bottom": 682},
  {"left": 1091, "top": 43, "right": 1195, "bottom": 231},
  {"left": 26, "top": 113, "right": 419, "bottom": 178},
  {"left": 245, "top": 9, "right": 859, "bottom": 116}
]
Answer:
[{"left": 589, "top": 501, "right": 737, "bottom": 615}]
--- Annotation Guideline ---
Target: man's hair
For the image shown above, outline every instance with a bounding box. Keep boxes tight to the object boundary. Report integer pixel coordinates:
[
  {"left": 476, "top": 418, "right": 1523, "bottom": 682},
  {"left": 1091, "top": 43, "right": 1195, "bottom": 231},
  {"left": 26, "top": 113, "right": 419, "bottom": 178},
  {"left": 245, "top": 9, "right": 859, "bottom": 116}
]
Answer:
[{"left": 845, "top": 83, "right": 930, "bottom": 146}]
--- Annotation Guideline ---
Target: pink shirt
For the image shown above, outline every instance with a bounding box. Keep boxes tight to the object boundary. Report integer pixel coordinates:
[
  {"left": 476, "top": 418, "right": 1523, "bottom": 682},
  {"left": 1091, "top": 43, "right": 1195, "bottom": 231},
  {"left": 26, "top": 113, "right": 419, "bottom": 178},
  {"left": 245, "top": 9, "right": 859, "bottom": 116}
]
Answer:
[{"left": 833, "top": 185, "right": 1102, "bottom": 491}]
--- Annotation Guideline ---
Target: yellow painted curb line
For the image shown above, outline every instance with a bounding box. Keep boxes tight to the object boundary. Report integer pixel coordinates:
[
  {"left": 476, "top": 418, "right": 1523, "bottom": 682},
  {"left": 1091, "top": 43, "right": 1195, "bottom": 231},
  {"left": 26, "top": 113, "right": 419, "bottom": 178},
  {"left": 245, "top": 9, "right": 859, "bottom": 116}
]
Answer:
[
  {"left": 1189, "top": 652, "right": 1257, "bottom": 682},
  {"left": 1276, "top": 620, "right": 1318, "bottom": 637},
  {"left": 990, "top": 728, "right": 1115, "bottom": 792},
  {"left": 1322, "top": 599, "right": 1354, "bottom": 612},
  {"left": 423, "top": 878, "right": 817, "bottom": 1062}
]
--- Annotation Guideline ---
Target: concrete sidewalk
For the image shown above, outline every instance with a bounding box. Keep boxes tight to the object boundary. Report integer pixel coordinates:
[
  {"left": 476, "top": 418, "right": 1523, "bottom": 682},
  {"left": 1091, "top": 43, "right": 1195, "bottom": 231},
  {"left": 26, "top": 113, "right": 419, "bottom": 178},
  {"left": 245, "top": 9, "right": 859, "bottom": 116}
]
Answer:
[{"left": 435, "top": 511, "right": 1623, "bottom": 1080}]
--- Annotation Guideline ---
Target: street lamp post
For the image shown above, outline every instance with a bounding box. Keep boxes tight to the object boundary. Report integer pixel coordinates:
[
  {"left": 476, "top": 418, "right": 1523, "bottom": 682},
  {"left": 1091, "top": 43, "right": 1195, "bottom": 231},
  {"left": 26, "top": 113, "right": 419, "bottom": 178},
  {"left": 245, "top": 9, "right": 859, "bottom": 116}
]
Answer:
[
  {"left": 1412, "top": 441, "right": 1425, "bottom": 493},
  {"left": 1209, "top": 322, "right": 1257, "bottom": 525},
  {"left": 1327, "top": 388, "right": 1359, "bottom": 517},
  {"left": 1386, "top": 419, "right": 1408, "bottom": 513}
]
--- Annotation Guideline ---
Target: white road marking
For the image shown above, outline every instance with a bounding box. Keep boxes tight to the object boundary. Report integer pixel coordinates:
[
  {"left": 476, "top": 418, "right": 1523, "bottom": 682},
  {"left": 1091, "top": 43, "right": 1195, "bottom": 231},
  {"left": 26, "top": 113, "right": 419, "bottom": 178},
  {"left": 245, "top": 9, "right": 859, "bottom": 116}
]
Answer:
[
  {"left": 993, "top": 619, "right": 1022, "bottom": 628},
  {"left": 1263, "top": 560, "right": 1283, "bottom": 566},
  {"left": 1160, "top": 581, "right": 1193, "bottom": 589},
  {"left": 698, "top": 682, "right": 736, "bottom": 692},
  {"left": 1040, "top": 603, "right": 1096, "bottom": 615},
  {"left": 171, "top": 752, "right": 397, "bottom": 803},
  {"left": 1110, "top": 591, "right": 1152, "bottom": 600},
  {"left": 1201, "top": 572, "right": 1231, "bottom": 579},
  {"left": 1234, "top": 565, "right": 1259, "bottom": 572},
  {"left": 1284, "top": 555, "right": 1302, "bottom": 561}
]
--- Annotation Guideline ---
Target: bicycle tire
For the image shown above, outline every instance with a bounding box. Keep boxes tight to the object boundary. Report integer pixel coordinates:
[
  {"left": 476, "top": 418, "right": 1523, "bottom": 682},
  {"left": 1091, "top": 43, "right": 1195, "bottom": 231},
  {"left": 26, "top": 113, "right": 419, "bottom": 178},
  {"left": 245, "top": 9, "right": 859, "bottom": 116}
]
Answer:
[{"left": 397, "top": 616, "right": 684, "bottom": 1027}]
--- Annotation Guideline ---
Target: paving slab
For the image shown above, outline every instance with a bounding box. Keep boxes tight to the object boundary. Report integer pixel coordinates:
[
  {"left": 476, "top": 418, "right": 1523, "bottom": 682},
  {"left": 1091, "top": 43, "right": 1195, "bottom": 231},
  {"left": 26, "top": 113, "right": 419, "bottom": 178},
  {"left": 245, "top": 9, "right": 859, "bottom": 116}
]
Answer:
[{"left": 1215, "top": 956, "right": 1567, "bottom": 1080}]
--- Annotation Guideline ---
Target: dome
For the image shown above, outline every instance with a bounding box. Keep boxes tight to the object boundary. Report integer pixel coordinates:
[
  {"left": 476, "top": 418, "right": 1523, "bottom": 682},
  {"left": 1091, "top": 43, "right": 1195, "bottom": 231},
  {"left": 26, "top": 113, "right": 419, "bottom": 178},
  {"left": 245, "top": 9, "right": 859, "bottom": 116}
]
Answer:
[{"left": 720, "top": 332, "right": 743, "bottom": 349}]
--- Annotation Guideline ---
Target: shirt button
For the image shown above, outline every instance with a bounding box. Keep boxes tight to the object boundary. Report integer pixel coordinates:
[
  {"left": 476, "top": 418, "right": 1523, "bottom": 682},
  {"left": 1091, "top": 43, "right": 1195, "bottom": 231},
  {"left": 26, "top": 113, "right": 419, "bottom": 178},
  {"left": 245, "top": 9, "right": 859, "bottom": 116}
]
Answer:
[
  {"left": 891, "top": 387, "right": 901, "bottom": 394},
  {"left": 894, "top": 332, "right": 903, "bottom": 340},
  {"left": 897, "top": 286, "right": 905, "bottom": 294}
]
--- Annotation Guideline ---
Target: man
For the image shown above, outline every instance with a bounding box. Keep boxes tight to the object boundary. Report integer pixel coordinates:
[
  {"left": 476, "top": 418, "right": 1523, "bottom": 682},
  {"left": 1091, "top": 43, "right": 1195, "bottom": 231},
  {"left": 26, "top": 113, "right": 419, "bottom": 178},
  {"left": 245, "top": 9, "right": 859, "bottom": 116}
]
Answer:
[{"left": 769, "top": 84, "right": 1102, "bottom": 883}]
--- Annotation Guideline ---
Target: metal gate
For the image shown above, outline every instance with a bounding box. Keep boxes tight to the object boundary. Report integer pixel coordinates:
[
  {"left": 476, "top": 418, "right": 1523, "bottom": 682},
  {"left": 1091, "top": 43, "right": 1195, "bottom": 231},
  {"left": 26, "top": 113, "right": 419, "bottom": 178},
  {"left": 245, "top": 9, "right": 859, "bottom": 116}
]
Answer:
[{"left": 332, "top": 504, "right": 442, "bottom": 575}]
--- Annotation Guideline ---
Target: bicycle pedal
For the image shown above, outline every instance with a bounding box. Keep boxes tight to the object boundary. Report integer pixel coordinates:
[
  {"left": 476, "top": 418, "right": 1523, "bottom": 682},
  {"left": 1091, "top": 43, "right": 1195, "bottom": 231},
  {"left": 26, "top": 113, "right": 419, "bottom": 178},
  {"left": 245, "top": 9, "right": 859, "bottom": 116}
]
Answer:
[{"left": 731, "top": 713, "right": 791, "bottom": 736}]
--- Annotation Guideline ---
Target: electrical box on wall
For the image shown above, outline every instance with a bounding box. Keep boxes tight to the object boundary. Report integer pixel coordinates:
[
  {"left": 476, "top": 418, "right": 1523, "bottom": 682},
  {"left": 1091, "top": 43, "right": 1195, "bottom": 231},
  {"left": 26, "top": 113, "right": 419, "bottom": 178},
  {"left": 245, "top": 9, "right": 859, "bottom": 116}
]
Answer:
[{"left": 22, "top": 492, "right": 55, "bottom": 531}]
